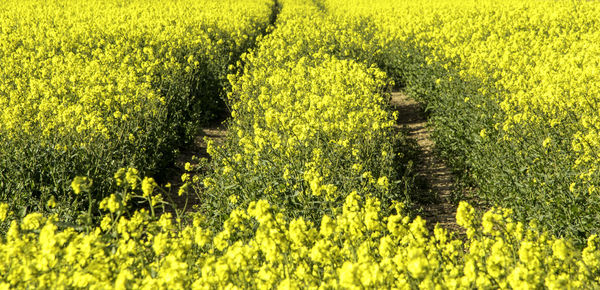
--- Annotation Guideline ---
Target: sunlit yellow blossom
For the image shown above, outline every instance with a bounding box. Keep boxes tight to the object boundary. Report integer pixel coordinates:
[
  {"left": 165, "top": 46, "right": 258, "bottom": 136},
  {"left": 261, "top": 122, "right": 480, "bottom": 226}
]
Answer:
[
  {"left": 71, "top": 176, "right": 92, "bottom": 195},
  {"left": 46, "top": 196, "right": 57, "bottom": 208},
  {"left": 141, "top": 177, "right": 157, "bottom": 198},
  {"left": 552, "top": 239, "right": 571, "bottom": 261},
  {"left": 125, "top": 168, "right": 139, "bottom": 190},
  {"left": 0, "top": 203, "right": 9, "bottom": 222}
]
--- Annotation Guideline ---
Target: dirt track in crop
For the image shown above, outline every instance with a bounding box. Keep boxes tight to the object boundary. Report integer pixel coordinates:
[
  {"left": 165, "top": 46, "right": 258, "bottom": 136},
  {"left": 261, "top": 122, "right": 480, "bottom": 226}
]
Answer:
[
  {"left": 162, "top": 120, "right": 228, "bottom": 213},
  {"left": 391, "top": 91, "right": 462, "bottom": 233}
]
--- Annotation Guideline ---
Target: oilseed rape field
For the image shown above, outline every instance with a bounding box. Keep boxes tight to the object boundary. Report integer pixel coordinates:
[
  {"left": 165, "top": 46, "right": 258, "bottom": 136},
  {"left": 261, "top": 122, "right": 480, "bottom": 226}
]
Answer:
[{"left": 1, "top": 0, "right": 600, "bottom": 288}]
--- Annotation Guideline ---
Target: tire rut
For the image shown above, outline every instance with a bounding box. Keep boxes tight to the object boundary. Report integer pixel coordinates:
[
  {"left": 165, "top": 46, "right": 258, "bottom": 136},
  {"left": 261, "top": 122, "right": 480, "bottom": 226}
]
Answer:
[{"left": 391, "top": 91, "right": 462, "bottom": 233}]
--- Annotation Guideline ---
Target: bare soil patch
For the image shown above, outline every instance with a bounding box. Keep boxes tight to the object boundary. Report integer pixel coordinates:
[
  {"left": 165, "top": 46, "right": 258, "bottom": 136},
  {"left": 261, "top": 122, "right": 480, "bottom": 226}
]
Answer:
[{"left": 390, "top": 91, "right": 463, "bottom": 233}]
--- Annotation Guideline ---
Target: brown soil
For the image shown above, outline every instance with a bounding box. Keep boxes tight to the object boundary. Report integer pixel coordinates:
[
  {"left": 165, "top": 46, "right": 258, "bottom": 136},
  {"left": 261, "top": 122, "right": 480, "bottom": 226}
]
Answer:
[{"left": 390, "top": 91, "right": 463, "bottom": 233}]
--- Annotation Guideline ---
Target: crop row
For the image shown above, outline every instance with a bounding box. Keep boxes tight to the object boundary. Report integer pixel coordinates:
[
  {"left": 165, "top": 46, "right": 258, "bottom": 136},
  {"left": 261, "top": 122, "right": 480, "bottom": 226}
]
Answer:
[
  {"left": 0, "top": 0, "right": 275, "bottom": 221},
  {"left": 323, "top": 0, "right": 600, "bottom": 243},
  {"left": 189, "top": 0, "right": 403, "bottom": 229}
]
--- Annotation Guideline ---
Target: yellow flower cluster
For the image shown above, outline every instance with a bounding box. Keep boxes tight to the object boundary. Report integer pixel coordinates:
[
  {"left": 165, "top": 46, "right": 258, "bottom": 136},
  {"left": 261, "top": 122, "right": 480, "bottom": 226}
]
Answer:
[
  {"left": 0, "top": 0, "right": 274, "bottom": 217},
  {"left": 1, "top": 187, "right": 600, "bottom": 287},
  {"left": 322, "top": 0, "right": 600, "bottom": 241},
  {"left": 196, "top": 0, "right": 397, "bottom": 225},
  {"left": 0, "top": 0, "right": 272, "bottom": 140}
]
